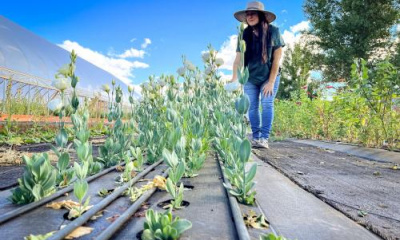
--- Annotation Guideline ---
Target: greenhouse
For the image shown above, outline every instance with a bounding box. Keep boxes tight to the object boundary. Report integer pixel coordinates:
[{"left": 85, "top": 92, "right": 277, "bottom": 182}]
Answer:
[{"left": 0, "top": 15, "right": 126, "bottom": 116}]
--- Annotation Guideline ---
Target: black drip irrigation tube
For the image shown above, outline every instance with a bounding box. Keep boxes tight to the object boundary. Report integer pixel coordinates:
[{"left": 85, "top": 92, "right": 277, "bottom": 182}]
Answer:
[
  {"left": 13, "top": 135, "right": 107, "bottom": 151},
  {"left": 215, "top": 154, "right": 251, "bottom": 240},
  {"left": 0, "top": 162, "right": 123, "bottom": 224},
  {"left": 96, "top": 169, "right": 169, "bottom": 240},
  {"left": 47, "top": 159, "right": 163, "bottom": 240}
]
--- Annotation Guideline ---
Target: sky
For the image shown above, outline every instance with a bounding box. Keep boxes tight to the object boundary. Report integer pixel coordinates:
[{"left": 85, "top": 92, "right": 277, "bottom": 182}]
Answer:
[{"left": 0, "top": 0, "right": 309, "bottom": 88}]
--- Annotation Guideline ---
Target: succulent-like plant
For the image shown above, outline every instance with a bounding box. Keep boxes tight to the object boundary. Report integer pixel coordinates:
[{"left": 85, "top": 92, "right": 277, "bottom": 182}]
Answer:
[
  {"left": 223, "top": 140, "right": 257, "bottom": 205},
  {"left": 97, "top": 82, "right": 133, "bottom": 168},
  {"left": 10, "top": 153, "right": 57, "bottom": 204},
  {"left": 130, "top": 146, "right": 144, "bottom": 172},
  {"left": 162, "top": 149, "right": 186, "bottom": 209},
  {"left": 184, "top": 138, "right": 206, "bottom": 177},
  {"left": 142, "top": 209, "right": 192, "bottom": 240},
  {"left": 260, "top": 233, "right": 289, "bottom": 240},
  {"left": 72, "top": 109, "right": 102, "bottom": 175},
  {"left": 55, "top": 152, "right": 74, "bottom": 187},
  {"left": 71, "top": 162, "right": 90, "bottom": 217}
]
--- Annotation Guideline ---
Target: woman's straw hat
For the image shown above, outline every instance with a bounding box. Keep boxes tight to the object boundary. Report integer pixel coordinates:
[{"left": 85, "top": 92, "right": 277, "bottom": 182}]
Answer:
[{"left": 234, "top": 1, "right": 276, "bottom": 23}]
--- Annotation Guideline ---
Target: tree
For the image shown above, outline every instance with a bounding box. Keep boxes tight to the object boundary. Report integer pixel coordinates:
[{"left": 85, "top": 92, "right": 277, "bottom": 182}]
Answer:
[
  {"left": 391, "top": 31, "right": 400, "bottom": 65},
  {"left": 304, "top": 0, "right": 400, "bottom": 81},
  {"left": 277, "top": 41, "right": 315, "bottom": 100}
]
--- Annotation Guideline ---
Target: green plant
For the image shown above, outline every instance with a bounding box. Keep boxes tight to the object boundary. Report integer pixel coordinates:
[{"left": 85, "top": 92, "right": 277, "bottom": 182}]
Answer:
[
  {"left": 165, "top": 179, "right": 184, "bottom": 210},
  {"left": 10, "top": 153, "right": 57, "bottom": 204},
  {"left": 55, "top": 152, "right": 74, "bottom": 187},
  {"left": 142, "top": 209, "right": 192, "bottom": 240},
  {"left": 130, "top": 146, "right": 144, "bottom": 172},
  {"left": 71, "top": 162, "right": 90, "bottom": 218},
  {"left": 260, "top": 233, "right": 289, "bottom": 240},
  {"left": 24, "top": 231, "right": 55, "bottom": 240},
  {"left": 97, "top": 137, "right": 123, "bottom": 167},
  {"left": 162, "top": 149, "right": 185, "bottom": 209},
  {"left": 71, "top": 110, "right": 102, "bottom": 175},
  {"left": 118, "top": 155, "right": 134, "bottom": 183},
  {"left": 223, "top": 140, "right": 257, "bottom": 205},
  {"left": 215, "top": 23, "right": 258, "bottom": 205},
  {"left": 98, "top": 188, "right": 111, "bottom": 197},
  {"left": 351, "top": 59, "right": 400, "bottom": 146},
  {"left": 184, "top": 138, "right": 206, "bottom": 177},
  {"left": 97, "top": 82, "right": 132, "bottom": 167}
]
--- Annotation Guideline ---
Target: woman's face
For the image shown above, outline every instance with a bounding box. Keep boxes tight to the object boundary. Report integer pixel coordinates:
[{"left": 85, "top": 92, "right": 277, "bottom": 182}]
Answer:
[{"left": 246, "top": 11, "right": 259, "bottom": 26}]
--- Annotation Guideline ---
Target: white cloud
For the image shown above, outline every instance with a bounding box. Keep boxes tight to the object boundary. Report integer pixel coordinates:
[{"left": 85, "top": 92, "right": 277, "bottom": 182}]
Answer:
[
  {"left": 132, "top": 61, "right": 149, "bottom": 68},
  {"left": 58, "top": 40, "right": 149, "bottom": 86},
  {"left": 281, "top": 10, "right": 288, "bottom": 14},
  {"left": 282, "top": 21, "right": 311, "bottom": 48},
  {"left": 130, "top": 38, "right": 136, "bottom": 42},
  {"left": 118, "top": 48, "right": 146, "bottom": 58},
  {"left": 290, "top": 21, "right": 310, "bottom": 33},
  {"left": 282, "top": 30, "right": 298, "bottom": 49},
  {"left": 141, "top": 38, "right": 152, "bottom": 49},
  {"left": 216, "top": 35, "right": 238, "bottom": 71}
]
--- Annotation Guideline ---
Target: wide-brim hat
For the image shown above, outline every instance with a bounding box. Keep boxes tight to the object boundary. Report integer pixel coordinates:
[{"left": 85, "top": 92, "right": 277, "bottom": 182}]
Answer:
[{"left": 234, "top": 1, "right": 276, "bottom": 23}]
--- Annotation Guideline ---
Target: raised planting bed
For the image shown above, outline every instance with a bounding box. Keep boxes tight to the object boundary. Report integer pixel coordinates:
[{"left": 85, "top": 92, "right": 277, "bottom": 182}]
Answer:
[
  {"left": 0, "top": 153, "right": 279, "bottom": 240},
  {"left": 112, "top": 155, "right": 241, "bottom": 240},
  {"left": 0, "top": 160, "right": 163, "bottom": 238}
]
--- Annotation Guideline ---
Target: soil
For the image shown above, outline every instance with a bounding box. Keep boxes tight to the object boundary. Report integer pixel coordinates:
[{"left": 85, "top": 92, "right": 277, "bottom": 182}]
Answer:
[{"left": 253, "top": 140, "right": 400, "bottom": 240}]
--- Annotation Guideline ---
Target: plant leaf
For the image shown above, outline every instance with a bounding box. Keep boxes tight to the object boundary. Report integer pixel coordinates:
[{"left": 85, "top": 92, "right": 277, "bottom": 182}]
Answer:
[{"left": 239, "top": 139, "right": 251, "bottom": 162}]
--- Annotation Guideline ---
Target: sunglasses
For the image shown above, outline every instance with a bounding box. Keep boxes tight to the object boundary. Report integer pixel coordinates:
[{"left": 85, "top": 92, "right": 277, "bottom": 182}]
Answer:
[{"left": 245, "top": 11, "right": 258, "bottom": 17}]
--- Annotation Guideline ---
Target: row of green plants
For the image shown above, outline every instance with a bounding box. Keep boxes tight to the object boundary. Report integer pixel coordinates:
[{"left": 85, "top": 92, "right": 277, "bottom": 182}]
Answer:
[
  {"left": 0, "top": 78, "right": 112, "bottom": 118},
  {"left": 0, "top": 121, "right": 107, "bottom": 146},
  {"left": 0, "top": 94, "right": 48, "bottom": 116},
  {"left": 10, "top": 49, "right": 212, "bottom": 239},
  {"left": 207, "top": 24, "right": 258, "bottom": 206},
  {"left": 274, "top": 59, "right": 400, "bottom": 150},
  {"left": 10, "top": 51, "right": 99, "bottom": 205},
  {"left": 139, "top": 40, "right": 274, "bottom": 238},
  {"left": 12, "top": 38, "right": 278, "bottom": 239}
]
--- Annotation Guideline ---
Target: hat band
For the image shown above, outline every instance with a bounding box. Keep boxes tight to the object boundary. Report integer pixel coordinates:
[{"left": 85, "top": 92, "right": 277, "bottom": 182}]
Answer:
[{"left": 247, "top": 7, "right": 262, "bottom": 10}]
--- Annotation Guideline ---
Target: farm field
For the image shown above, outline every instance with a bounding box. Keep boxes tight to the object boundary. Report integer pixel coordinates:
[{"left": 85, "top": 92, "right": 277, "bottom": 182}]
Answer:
[{"left": 1, "top": 1, "right": 400, "bottom": 239}]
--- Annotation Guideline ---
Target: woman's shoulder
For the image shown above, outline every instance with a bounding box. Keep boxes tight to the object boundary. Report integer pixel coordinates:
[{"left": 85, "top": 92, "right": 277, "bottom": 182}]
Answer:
[{"left": 269, "top": 24, "right": 280, "bottom": 33}]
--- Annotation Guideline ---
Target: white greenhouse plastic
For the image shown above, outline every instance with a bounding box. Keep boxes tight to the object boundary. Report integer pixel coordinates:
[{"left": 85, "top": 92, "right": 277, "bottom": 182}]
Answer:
[{"left": 0, "top": 15, "right": 132, "bottom": 111}]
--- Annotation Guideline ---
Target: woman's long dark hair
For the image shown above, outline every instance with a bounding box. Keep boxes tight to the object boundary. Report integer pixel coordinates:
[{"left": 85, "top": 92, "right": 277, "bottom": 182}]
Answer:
[{"left": 243, "top": 12, "right": 269, "bottom": 66}]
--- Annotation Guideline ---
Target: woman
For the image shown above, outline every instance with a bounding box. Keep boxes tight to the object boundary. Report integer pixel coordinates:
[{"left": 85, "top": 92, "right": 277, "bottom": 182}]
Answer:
[{"left": 231, "top": 1, "right": 285, "bottom": 149}]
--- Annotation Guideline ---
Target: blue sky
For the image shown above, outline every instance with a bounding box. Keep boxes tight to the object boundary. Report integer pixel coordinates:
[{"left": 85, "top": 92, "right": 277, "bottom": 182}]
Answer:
[{"left": 1, "top": 0, "right": 308, "bottom": 87}]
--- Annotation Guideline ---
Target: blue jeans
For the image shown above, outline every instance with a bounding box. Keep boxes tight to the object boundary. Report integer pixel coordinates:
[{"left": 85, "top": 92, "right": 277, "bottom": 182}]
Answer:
[{"left": 244, "top": 76, "right": 280, "bottom": 140}]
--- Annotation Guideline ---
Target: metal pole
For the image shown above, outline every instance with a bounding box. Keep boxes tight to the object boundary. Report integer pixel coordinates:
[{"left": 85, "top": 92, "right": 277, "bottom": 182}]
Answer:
[
  {"left": 2, "top": 78, "right": 6, "bottom": 113},
  {"left": 27, "top": 85, "right": 31, "bottom": 115}
]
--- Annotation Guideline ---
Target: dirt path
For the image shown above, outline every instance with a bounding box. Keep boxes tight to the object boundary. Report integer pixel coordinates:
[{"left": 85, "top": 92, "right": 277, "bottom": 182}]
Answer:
[{"left": 253, "top": 141, "right": 400, "bottom": 240}]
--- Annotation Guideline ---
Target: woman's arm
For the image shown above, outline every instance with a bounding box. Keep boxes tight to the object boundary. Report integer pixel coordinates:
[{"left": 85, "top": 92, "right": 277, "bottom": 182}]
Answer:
[
  {"left": 263, "top": 47, "right": 283, "bottom": 96},
  {"left": 231, "top": 52, "right": 241, "bottom": 82},
  {"left": 268, "top": 47, "right": 283, "bottom": 84}
]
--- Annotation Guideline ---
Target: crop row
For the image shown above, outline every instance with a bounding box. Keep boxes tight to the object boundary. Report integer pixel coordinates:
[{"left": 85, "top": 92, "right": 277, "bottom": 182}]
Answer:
[{"left": 2, "top": 23, "right": 287, "bottom": 240}]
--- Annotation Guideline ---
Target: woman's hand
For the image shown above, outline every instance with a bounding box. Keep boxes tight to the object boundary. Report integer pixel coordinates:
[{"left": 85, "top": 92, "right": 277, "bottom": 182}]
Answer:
[
  {"left": 262, "top": 81, "right": 274, "bottom": 97},
  {"left": 229, "top": 77, "right": 237, "bottom": 83}
]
